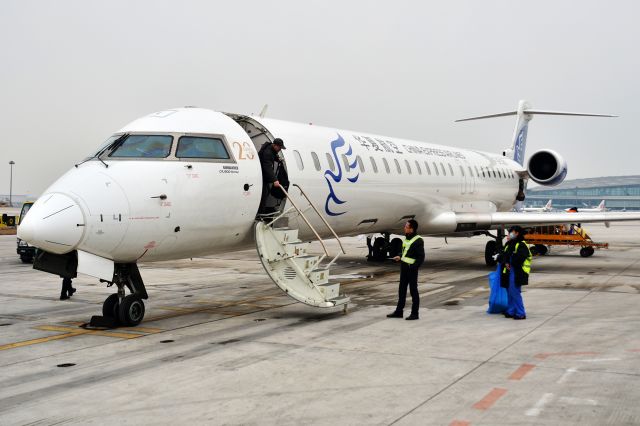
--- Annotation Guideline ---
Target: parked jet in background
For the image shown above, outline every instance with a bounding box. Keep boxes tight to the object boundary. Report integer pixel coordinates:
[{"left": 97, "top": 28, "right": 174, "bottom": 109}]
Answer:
[
  {"left": 17, "top": 100, "right": 640, "bottom": 326},
  {"left": 566, "top": 200, "right": 606, "bottom": 212},
  {"left": 523, "top": 199, "right": 553, "bottom": 212}
]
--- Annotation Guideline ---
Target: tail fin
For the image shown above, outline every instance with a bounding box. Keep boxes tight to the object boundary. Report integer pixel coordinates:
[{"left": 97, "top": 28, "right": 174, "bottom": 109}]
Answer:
[
  {"left": 455, "top": 100, "right": 616, "bottom": 166},
  {"left": 545, "top": 199, "right": 552, "bottom": 210},
  {"left": 598, "top": 200, "right": 605, "bottom": 210}
]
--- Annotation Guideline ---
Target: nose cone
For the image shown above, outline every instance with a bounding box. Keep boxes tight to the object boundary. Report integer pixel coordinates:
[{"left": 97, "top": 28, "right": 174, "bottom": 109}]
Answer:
[{"left": 18, "top": 193, "right": 85, "bottom": 254}]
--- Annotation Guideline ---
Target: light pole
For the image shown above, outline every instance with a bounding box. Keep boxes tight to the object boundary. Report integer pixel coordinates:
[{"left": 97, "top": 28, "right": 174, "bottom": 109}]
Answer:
[{"left": 8, "top": 161, "right": 14, "bottom": 207}]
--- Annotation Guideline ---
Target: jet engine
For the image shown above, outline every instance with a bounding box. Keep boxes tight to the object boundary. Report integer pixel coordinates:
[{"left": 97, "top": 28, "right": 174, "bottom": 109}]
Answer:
[{"left": 526, "top": 149, "right": 567, "bottom": 186}]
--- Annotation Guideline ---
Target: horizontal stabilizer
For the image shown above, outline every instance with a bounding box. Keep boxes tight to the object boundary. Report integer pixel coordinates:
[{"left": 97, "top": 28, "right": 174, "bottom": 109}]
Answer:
[{"left": 455, "top": 109, "right": 616, "bottom": 122}]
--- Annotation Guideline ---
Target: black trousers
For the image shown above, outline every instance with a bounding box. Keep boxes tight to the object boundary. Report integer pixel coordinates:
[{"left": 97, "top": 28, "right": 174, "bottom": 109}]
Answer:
[
  {"left": 395, "top": 266, "right": 419, "bottom": 315},
  {"left": 61, "top": 277, "right": 73, "bottom": 294}
]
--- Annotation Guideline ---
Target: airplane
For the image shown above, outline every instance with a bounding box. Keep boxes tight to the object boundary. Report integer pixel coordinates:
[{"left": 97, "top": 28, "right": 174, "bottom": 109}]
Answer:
[
  {"left": 523, "top": 199, "right": 553, "bottom": 212},
  {"left": 566, "top": 200, "right": 606, "bottom": 212},
  {"left": 17, "top": 100, "right": 640, "bottom": 327}
]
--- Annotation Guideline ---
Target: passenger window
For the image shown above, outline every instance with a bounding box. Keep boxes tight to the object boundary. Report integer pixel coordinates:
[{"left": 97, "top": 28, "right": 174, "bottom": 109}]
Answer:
[
  {"left": 460, "top": 165, "right": 465, "bottom": 176},
  {"left": 404, "top": 159, "right": 412, "bottom": 174},
  {"left": 370, "top": 157, "right": 378, "bottom": 173},
  {"left": 440, "top": 163, "right": 446, "bottom": 176},
  {"left": 482, "top": 168, "right": 486, "bottom": 178},
  {"left": 326, "top": 153, "right": 335, "bottom": 172},
  {"left": 342, "top": 154, "right": 350, "bottom": 171},
  {"left": 433, "top": 161, "right": 439, "bottom": 176},
  {"left": 383, "top": 158, "right": 391, "bottom": 173},
  {"left": 311, "top": 152, "right": 321, "bottom": 171},
  {"left": 448, "top": 163, "right": 454, "bottom": 176},
  {"left": 468, "top": 166, "right": 473, "bottom": 177},
  {"left": 474, "top": 166, "right": 480, "bottom": 177},
  {"left": 415, "top": 160, "right": 422, "bottom": 175},
  {"left": 111, "top": 134, "right": 173, "bottom": 158},
  {"left": 357, "top": 155, "right": 365, "bottom": 172},
  {"left": 492, "top": 169, "right": 497, "bottom": 178},
  {"left": 424, "top": 161, "right": 431, "bottom": 175},
  {"left": 293, "top": 150, "right": 304, "bottom": 170},
  {"left": 394, "top": 159, "right": 402, "bottom": 174},
  {"left": 176, "top": 136, "right": 230, "bottom": 159}
]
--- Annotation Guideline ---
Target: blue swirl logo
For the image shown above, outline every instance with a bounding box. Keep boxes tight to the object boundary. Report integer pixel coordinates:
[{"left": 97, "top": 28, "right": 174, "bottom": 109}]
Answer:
[{"left": 324, "top": 133, "right": 359, "bottom": 216}]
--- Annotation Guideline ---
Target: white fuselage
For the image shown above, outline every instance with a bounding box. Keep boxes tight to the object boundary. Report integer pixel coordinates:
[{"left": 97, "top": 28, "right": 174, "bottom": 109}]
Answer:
[{"left": 19, "top": 108, "right": 522, "bottom": 262}]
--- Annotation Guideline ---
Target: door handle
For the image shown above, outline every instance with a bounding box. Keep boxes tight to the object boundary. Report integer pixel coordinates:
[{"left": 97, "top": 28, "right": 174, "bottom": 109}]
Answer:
[{"left": 151, "top": 194, "right": 167, "bottom": 200}]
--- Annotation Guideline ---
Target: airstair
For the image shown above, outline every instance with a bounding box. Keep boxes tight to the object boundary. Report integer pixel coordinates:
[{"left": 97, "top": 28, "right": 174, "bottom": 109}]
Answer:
[{"left": 255, "top": 184, "right": 350, "bottom": 309}]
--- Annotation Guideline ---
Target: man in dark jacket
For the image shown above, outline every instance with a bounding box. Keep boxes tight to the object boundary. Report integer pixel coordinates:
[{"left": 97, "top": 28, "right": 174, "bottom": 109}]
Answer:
[
  {"left": 258, "top": 138, "right": 285, "bottom": 214},
  {"left": 387, "top": 219, "right": 425, "bottom": 320},
  {"left": 498, "top": 225, "right": 532, "bottom": 320}
]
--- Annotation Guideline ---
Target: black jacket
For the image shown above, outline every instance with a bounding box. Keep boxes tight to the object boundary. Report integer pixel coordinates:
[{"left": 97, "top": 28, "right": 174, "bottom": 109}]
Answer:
[
  {"left": 499, "top": 237, "right": 531, "bottom": 287},
  {"left": 401, "top": 234, "right": 425, "bottom": 272},
  {"left": 259, "top": 143, "right": 280, "bottom": 183}
]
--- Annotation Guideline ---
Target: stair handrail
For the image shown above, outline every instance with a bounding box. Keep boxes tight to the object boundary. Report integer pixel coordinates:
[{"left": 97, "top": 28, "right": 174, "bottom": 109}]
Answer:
[
  {"left": 291, "top": 183, "right": 347, "bottom": 255},
  {"left": 273, "top": 185, "right": 330, "bottom": 257}
]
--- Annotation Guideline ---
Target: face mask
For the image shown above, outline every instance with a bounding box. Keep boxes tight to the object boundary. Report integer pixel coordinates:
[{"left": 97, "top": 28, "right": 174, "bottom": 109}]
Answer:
[{"left": 509, "top": 232, "right": 516, "bottom": 240}]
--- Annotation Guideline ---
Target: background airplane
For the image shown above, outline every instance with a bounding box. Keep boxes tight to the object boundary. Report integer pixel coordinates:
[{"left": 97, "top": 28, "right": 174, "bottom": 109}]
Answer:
[
  {"left": 566, "top": 200, "right": 606, "bottom": 212},
  {"left": 17, "top": 100, "right": 640, "bottom": 326},
  {"left": 523, "top": 199, "right": 553, "bottom": 212}
]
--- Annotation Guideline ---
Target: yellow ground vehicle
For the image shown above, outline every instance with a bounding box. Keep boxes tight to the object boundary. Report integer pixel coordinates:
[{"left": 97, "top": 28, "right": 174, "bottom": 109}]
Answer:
[{"left": 525, "top": 224, "right": 608, "bottom": 257}]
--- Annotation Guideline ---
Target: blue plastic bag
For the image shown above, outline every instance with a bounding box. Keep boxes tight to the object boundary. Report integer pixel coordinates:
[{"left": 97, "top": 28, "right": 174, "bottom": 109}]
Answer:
[{"left": 487, "top": 264, "right": 508, "bottom": 314}]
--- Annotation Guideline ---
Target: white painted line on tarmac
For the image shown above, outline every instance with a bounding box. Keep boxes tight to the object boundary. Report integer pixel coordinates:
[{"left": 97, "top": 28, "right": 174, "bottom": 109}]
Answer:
[
  {"left": 526, "top": 393, "right": 555, "bottom": 417},
  {"left": 423, "top": 285, "right": 454, "bottom": 296},
  {"left": 578, "top": 357, "right": 621, "bottom": 363},
  {"left": 559, "top": 396, "right": 598, "bottom": 406},
  {"left": 557, "top": 367, "right": 578, "bottom": 384}
]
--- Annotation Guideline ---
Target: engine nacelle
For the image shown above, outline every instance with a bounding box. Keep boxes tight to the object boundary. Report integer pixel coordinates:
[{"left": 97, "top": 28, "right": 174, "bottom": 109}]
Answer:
[{"left": 526, "top": 149, "right": 567, "bottom": 186}]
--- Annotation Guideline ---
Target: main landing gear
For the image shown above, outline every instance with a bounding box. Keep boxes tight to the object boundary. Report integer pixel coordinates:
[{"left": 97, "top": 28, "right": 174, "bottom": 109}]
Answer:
[
  {"left": 367, "top": 232, "right": 403, "bottom": 262},
  {"left": 92, "top": 263, "right": 148, "bottom": 327}
]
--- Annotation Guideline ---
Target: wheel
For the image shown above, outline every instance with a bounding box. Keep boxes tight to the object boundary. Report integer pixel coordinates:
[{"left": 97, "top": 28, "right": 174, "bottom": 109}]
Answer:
[
  {"left": 20, "top": 255, "right": 33, "bottom": 264},
  {"left": 580, "top": 246, "right": 595, "bottom": 257},
  {"left": 371, "top": 237, "right": 387, "bottom": 261},
  {"left": 102, "top": 294, "right": 120, "bottom": 318},
  {"left": 389, "top": 238, "right": 403, "bottom": 258},
  {"left": 535, "top": 244, "right": 548, "bottom": 256},
  {"left": 485, "top": 240, "right": 498, "bottom": 266},
  {"left": 118, "top": 294, "right": 145, "bottom": 326}
]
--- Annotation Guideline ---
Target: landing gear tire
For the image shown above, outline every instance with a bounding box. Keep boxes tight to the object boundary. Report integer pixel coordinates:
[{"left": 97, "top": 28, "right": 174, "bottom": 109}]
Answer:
[
  {"left": 580, "top": 246, "right": 595, "bottom": 258},
  {"left": 389, "top": 238, "right": 403, "bottom": 258},
  {"left": 534, "top": 244, "right": 548, "bottom": 256},
  {"left": 102, "top": 294, "right": 120, "bottom": 318},
  {"left": 118, "top": 294, "right": 145, "bottom": 326},
  {"left": 20, "top": 255, "right": 33, "bottom": 264},
  {"left": 371, "top": 237, "right": 387, "bottom": 261},
  {"left": 485, "top": 240, "right": 498, "bottom": 267}
]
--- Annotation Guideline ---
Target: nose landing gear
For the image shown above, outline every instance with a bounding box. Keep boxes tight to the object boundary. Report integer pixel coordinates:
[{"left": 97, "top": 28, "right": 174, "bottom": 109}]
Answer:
[{"left": 91, "top": 263, "right": 148, "bottom": 328}]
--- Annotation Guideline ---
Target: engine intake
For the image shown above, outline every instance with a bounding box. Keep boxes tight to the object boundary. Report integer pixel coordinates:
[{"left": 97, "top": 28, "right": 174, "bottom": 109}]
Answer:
[{"left": 527, "top": 149, "right": 567, "bottom": 186}]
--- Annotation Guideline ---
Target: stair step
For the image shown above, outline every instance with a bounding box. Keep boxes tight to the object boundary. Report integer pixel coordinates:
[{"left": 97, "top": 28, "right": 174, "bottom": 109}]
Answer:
[
  {"left": 272, "top": 227, "right": 299, "bottom": 244},
  {"left": 292, "top": 255, "right": 320, "bottom": 272},
  {"left": 308, "top": 268, "right": 329, "bottom": 285},
  {"left": 318, "top": 282, "right": 340, "bottom": 300},
  {"left": 328, "top": 295, "right": 350, "bottom": 306},
  {"left": 284, "top": 241, "right": 310, "bottom": 257}
]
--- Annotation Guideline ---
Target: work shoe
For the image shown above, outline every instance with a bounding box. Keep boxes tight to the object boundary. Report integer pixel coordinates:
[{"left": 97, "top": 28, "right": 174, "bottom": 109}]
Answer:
[
  {"left": 513, "top": 316, "right": 526, "bottom": 320},
  {"left": 503, "top": 313, "right": 514, "bottom": 318},
  {"left": 386, "top": 311, "right": 403, "bottom": 318},
  {"left": 60, "top": 293, "right": 69, "bottom": 300},
  {"left": 69, "top": 288, "right": 76, "bottom": 297},
  {"left": 405, "top": 314, "right": 419, "bottom": 321}
]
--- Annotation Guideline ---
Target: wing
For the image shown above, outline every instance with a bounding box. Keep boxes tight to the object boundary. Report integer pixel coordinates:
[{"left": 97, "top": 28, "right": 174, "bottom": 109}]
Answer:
[{"left": 454, "top": 211, "right": 640, "bottom": 231}]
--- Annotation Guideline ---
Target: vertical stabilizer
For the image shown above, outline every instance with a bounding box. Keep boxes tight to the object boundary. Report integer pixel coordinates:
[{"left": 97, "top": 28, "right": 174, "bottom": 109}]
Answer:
[{"left": 510, "top": 100, "right": 533, "bottom": 165}]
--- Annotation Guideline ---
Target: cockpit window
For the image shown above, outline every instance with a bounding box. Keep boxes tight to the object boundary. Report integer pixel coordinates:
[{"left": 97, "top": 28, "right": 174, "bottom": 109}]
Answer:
[
  {"left": 176, "top": 136, "right": 230, "bottom": 159},
  {"left": 109, "top": 135, "right": 173, "bottom": 158}
]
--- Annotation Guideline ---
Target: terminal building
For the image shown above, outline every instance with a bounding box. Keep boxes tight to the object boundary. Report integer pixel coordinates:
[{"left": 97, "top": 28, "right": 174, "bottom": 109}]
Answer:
[{"left": 526, "top": 175, "right": 640, "bottom": 211}]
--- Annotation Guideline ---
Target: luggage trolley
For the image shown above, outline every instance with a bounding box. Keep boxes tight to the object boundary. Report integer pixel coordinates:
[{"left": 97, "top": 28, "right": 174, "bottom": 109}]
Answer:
[{"left": 524, "top": 224, "right": 608, "bottom": 258}]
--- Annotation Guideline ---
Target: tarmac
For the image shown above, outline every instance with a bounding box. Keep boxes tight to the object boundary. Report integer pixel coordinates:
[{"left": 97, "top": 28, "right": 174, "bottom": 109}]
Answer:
[{"left": 1, "top": 223, "right": 639, "bottom": 425}]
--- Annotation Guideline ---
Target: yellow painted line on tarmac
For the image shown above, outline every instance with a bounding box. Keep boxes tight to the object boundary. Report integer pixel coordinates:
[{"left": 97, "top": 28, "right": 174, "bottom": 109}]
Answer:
[
  {"left": 36, "top": 325, "right": 139, "bottom": 339},
  {"left": 0, "top": 331, "right": 85, "bottom": 351}
]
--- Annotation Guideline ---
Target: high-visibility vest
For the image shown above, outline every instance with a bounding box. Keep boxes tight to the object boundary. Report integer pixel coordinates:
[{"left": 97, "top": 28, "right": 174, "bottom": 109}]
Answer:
[
  {"left": 401, "top": 235, "right": 423, "bottom": 265},
  {"left": 502, "top": 241, "right": 532, "bottom": 275}
]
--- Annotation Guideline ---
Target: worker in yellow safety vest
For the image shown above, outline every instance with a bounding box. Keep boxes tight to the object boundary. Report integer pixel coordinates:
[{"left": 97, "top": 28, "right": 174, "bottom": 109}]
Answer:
[
  {"left": 387, "top": 219, "right": 425, "bottom": 320},
  {"left": 498, "top": 225, "right": 532, "bottom": 320}
]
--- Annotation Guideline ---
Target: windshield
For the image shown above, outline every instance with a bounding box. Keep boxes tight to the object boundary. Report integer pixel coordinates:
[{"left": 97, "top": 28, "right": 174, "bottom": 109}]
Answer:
[
  {"left": 108, "top": 135, "right": 173, "bottom": 158},
  {"left": 19, "top": 203, "right": 32, "bottom": 225}
]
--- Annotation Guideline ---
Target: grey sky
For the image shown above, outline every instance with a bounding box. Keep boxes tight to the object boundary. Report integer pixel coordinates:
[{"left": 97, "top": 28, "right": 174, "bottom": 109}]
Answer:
[{"left": 2, "top": 0, "right": 639, "bottom": 196}]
